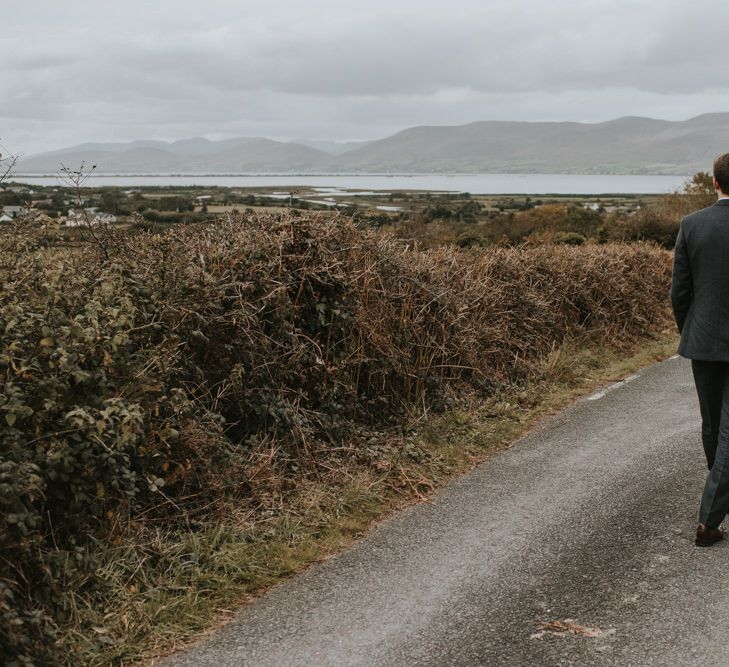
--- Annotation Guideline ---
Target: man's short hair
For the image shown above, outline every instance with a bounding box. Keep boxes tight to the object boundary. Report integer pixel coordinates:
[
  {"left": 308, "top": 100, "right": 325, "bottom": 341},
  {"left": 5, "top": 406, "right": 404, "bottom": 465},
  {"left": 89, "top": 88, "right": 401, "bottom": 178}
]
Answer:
[{"left": 714, "top": 153, "right": 729, "bottom": 194}]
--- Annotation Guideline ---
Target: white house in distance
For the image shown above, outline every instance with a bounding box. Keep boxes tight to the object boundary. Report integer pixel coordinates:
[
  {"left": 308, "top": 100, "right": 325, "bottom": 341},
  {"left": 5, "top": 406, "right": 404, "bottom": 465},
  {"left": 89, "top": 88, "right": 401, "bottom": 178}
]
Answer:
[
  {"left": 2, "top": 205, "right": 27, "bottom": 218},
  {"left": 65, "top": 208, "right": 117, "bottom": 227}
]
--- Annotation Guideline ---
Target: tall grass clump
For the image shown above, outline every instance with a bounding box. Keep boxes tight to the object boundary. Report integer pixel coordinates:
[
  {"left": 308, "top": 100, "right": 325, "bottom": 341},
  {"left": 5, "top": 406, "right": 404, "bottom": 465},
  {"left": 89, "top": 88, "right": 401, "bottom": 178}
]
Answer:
[{"left": 0, "top": 212, "right": 671, "bottom": 663}]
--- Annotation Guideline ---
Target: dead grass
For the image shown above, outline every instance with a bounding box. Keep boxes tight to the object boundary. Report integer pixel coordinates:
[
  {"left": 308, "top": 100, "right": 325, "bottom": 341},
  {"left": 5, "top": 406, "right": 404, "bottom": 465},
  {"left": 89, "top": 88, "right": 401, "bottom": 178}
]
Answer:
[
  {"left": 1, "top": 211, "right": 675, "bottom": 664},
  {"left": 65, "top": 330, "right": 678, "bottom": 666}
]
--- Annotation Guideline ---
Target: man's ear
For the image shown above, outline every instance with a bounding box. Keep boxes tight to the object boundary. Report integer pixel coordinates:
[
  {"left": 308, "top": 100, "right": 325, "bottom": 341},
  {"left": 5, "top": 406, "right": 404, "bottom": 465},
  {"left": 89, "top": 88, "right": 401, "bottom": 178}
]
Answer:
[{"left": 714, "top": 176, "right": 722, "bottom": 192}]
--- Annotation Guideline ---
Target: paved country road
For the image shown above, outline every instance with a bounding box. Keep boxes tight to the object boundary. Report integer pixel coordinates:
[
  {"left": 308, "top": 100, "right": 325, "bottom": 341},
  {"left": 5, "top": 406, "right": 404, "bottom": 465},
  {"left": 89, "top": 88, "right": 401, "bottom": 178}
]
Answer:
[{"left": 157, "top": 356, "right": 729, "bottom": 666}]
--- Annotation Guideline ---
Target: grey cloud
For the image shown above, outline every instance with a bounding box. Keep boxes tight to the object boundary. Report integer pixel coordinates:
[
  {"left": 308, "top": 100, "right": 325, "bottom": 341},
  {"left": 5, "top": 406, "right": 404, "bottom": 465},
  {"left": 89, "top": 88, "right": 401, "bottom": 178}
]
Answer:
[
  {"left": 101, "top": 3, "right": 729, "bottom": 97},
  {"left": 3, "top": 0, "right": 729, "bottom": 154},
  {"left": 5, "top": 1, "right": 724, "bottom": 98}
]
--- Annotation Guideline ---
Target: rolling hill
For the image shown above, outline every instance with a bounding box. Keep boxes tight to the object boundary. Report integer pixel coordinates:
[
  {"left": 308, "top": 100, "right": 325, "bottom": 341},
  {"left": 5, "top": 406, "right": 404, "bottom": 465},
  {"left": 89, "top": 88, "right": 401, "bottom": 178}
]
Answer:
[{"left": 16, "top": 113, "right": 729, "bottom": 175}]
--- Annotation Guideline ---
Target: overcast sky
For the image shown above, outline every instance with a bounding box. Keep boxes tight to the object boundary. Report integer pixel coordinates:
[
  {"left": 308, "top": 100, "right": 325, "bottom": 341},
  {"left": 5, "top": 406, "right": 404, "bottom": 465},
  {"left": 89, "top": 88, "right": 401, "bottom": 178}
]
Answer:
[{"left": 2, "top": 0, "right": 729, "bottom": 154}]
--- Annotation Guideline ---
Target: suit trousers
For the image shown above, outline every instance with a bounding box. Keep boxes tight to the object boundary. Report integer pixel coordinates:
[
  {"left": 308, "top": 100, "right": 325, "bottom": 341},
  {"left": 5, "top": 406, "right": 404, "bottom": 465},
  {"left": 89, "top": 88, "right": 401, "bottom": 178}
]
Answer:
[{"left": 692, "top": 359, "right": 729, "bottom": 527}]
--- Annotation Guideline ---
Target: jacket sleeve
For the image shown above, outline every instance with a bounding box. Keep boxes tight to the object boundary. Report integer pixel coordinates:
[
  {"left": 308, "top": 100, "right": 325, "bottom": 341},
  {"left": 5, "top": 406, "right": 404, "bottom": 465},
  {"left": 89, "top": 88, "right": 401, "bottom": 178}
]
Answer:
[{"left": 669, "top": 220, "right": 692, "bottom": 333}]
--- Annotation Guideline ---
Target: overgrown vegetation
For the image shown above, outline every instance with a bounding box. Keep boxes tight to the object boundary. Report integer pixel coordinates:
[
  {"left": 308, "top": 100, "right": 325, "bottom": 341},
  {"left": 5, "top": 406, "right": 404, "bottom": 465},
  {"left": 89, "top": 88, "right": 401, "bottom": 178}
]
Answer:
[
  {"left": 1, "top": 205, "right": 673, "bottom": 664},
  {"left": 383, "top": 172, "right": 716, "bottom": 249},
  {"left": 4, "top": 171, "right": 712, "bottom": 249}
]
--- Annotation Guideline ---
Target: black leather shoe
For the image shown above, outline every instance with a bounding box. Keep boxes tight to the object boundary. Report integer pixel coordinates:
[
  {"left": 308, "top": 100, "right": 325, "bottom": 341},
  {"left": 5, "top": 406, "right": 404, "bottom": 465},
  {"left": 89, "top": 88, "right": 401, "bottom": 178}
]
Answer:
[{"left": 696, "top": 524, "right": 724, "bottom": 547}]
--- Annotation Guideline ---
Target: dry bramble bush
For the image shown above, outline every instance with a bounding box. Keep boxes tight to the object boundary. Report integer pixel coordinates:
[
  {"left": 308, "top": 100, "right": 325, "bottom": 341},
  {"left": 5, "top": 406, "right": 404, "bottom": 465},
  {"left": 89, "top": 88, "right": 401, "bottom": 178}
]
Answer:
[{"left": 0, "top": 210, "right": 672, "bottom": 662}]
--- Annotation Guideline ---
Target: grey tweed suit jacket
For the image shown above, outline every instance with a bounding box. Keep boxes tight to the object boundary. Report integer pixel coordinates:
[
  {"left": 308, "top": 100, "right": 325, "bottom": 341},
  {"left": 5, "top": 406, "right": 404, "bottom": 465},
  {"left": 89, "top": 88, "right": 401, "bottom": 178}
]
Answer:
[{"left": 670, "top": 198, "right": 729, "bottom": 361}]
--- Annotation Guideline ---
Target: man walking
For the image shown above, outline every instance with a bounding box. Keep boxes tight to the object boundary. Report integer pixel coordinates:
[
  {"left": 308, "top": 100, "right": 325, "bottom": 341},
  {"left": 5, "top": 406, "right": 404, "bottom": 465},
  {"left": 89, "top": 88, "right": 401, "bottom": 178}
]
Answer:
[{"left": 671, "top": 152, "right": 729, "bottom": 547}]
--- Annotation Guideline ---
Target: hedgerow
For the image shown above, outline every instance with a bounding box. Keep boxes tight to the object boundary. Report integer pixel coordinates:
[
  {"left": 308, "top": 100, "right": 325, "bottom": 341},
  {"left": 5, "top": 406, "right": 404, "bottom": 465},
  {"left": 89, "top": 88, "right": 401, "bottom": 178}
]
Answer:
[{"left": 0, "top": 212, "right": 671, "bottom": 663}]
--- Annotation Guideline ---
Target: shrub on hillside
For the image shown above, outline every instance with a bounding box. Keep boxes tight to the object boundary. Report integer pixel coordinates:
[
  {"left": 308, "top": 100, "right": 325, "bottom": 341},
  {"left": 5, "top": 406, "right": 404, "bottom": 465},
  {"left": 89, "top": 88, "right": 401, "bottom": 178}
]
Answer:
[
  {"left": 600, "top": 207, "right": 679, "bottom": 248},
  {"left": 600, "top": 172, "right": 717, "bottom": 248},
  {"left": 0, "top": 212, "right": 672, "bottom": 662},
  {"left": 555, "top": 231, "right": 586, "bottom": 245},
  {"left": 491, "top": 204, "right": 602, "bottom": 243}
]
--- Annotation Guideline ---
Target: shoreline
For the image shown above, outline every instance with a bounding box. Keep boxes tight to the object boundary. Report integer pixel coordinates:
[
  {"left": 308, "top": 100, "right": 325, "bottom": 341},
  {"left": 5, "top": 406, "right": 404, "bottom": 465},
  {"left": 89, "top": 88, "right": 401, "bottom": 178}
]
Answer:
[{"left": 8, "top": 172, "right": 690, "bottom": 195}]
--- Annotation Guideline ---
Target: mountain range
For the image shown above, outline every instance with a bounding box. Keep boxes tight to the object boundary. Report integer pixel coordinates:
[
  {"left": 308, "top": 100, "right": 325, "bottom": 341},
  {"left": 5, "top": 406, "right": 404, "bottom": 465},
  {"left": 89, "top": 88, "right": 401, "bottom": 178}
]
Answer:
[{"left": 16, "top": 113, "right": 729, "bottom": 175}]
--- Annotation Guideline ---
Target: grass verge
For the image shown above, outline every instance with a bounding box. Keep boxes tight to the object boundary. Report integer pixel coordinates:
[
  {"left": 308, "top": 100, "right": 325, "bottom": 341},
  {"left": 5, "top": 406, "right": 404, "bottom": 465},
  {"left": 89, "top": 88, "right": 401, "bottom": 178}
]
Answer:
[{"left": 65, "top": 329, "right": 679, "bottom": 665}]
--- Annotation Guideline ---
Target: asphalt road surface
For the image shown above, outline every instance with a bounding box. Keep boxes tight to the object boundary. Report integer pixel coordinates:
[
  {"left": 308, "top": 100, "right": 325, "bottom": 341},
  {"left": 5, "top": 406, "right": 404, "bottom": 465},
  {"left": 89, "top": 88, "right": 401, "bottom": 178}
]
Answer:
[{"left": 159, "top": 355, "right": 729, "bottom": 666}]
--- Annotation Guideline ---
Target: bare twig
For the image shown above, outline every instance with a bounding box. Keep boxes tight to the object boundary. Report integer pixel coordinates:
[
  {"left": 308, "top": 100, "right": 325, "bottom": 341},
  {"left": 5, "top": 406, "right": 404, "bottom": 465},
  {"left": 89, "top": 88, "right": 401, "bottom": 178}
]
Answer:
[
  {"left": 58, "top": 161, "right": 111, "bottom": 259},
  {"left": 0, "top": 139, "right": 21, "bottom": 185}
]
